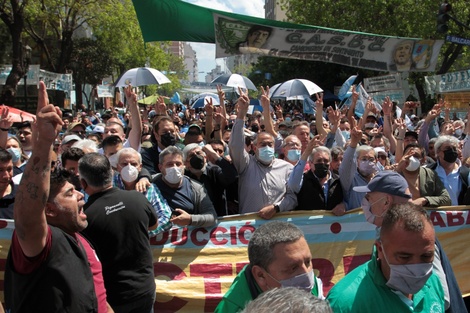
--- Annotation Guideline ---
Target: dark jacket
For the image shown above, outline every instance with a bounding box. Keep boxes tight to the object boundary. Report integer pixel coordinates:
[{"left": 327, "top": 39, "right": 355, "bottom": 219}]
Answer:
[
  {"left": 295, "top": 171, "right": 343, "bottom": 211},
  {"left": 429, "top": 162, "right": 470, "bottom": 205}
]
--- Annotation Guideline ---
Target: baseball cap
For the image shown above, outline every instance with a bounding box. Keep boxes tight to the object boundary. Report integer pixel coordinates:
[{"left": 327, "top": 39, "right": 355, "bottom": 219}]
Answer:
[
  {"left": 61, "top": 134, "right": 82, "bottom": 145},
  {"left": 188, "top": 124, "right": 202, "bottom": 134},
  {"left": 92, "top": 125, "right": 105, "bottom": 134},
  {"left": 353, "top": 171, "right": 412, "bottom": 198},
  {"left": 373, "top": 147, "right": 387, "bottom": 156},
  {"left": 67, "top": 122, "right": 86, "bottom": 132}
]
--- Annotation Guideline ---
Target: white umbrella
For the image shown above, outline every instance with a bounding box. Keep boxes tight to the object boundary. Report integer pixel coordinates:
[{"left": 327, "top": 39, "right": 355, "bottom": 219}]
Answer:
[
  {"left": 211, "top": 73, "right": 257, "bottom": 91},
  {"left": 114, "top": 67, "right": 171, "bottom": 87},
  {"left": 269, "top": 79, "right": 323, "bottom": 100}
]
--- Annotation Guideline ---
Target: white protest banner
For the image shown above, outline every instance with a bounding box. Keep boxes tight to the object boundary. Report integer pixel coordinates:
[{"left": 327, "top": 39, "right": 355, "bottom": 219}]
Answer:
[
  {"left": 97, "top": 85, "right": 114, "bottom": 98},
  {"left": 425, "top": 69, "right": 470, "bottom": 94},
  {"left": 363, "top": 73, "right": 402, "bottom": 92},
  {"left": 38, "top": 69, "right": 73, "bottom": 92},
  {"left": 214, "top": 15, "right": 444, "bottom": 73},
  {"left": 0, "top": 65, "right": 40, "bottom": 85}
]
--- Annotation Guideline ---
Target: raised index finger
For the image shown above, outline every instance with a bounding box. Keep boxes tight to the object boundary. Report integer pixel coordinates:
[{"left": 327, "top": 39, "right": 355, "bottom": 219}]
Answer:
[{"left": 37, "top": 81, "right": 49, "bottom": 115}]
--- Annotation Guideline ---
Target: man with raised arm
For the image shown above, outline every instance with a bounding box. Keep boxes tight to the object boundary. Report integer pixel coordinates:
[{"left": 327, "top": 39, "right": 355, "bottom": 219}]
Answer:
[
  {"left": 229, "top": 87, "right": 296, "bottom": 218},
  {"left": 4, "top": 82, "right": 111, "bottom": 312}
]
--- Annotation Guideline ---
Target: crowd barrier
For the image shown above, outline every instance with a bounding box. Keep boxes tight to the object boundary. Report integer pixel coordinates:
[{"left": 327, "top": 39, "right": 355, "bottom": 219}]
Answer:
[{"left": 0, "top": 208, "right": 468, "bottom": 312}]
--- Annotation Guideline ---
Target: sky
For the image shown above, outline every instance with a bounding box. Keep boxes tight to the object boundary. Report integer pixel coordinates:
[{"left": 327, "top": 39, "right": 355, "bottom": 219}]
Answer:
[{"left": 185, "top": 0, "right": 265, "bottom": 82}]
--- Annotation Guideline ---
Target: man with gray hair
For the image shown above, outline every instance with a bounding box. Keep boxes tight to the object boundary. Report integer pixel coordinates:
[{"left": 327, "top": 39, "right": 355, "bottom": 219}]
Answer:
[
  {"left": 288, "top": 139, "right": 345, "bottom": 215},
  {"left": 79, "top": 153, "right": 157, "bottom": 313},
  {"left": 327, "top": 203, "right": 445, "bottom": 312},
  {"left": 215, "top": 221, "right": 323, "bottom": 313},
  {"left": 241, "top": 287, "right": 332, "bottom": 313},
  {"left": 339, "top": 125, "right": 380, "bottom": 210},
  {"left": 429, "top": 135, "right": 470, "bottom": 205},
  {"left": 229, "top": 87, "right": 297, "bottom": 218},
  {"left": 152, "top": 146, "right": 217, "bottom": 227}
]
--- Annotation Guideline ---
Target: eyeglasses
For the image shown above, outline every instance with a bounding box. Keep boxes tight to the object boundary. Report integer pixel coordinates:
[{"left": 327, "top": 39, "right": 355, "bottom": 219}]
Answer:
[{"left": 72, "top": 130, "right": 85, "bottom": 135}]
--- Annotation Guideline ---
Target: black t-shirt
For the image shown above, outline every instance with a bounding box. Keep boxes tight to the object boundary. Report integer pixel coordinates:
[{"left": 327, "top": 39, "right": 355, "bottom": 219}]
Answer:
[{"left": 81, "top": 187, "right": 157, "bottom": 306}]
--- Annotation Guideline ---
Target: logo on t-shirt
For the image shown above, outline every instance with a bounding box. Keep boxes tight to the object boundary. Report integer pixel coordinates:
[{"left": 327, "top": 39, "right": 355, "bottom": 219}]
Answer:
[{"left": 105, "top": 202, "right": 125, "bottom": 215}]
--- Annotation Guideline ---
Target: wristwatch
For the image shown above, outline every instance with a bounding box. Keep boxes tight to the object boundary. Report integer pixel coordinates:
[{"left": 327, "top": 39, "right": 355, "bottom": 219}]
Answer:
[{"left": 273, "top": 204, "right": 280, "bottom": 213}]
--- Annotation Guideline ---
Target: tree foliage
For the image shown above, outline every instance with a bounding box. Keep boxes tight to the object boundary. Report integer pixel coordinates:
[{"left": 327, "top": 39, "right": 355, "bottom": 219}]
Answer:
[
  {"left": 250, "top": 0, "right": 470, "bottom": 104},
  {"left": 1, "top": 0, "right": 185, "bottom": 106}
]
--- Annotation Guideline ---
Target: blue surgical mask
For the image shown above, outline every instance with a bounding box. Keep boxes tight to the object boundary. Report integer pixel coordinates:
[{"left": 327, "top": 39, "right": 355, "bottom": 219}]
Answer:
[
  {"left": 7, "top": 147, "right": 21, "bottom": 163},
  {"left": 257, "top": 146, "right": 275, "bottom": 163},
  {"left": 341, "top": 130, "right": 351, "bottom": 140},
  {"left": 267, "top": 270, "right": 315, "bottom": 291},
  {"left": 287, "top": 149, "right": 301, "bottom": 162},
  {"left": 285, "top": 117, "right": 292, "bottom": 122}
]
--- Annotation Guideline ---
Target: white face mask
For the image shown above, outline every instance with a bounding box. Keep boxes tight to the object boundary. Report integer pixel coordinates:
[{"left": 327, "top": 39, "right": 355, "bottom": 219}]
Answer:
[
  {"left": 266, "top": 269, "right": 315, "bottom": 292},
  {"left": 381, "top": 244, "right": 433, "bottom": 295},
  {"left": 455, "top": 129, "right": 463, "bottom": 136},
  {"left": 164, "top": 166, "right": 184, "bottom": 184},
  {"left": 108, "top": 154, "right": 118, "bottom": 168},
  {"left": 406, "top": 156, "right": 421, "bottom": 172},
  {"left": 361, "top": 196, "right": 387, "bottom": 225},
  {"left": 120, "top": 164, "right": 139, "bottom": 183}
]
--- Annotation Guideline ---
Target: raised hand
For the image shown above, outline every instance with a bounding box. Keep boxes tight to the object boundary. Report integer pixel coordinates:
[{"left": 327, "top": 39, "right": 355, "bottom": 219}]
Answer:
[
  {"left": 315, "top": 92, "right": 324, "bottom": 110},
  {"left": 34, "top": 81, "right": 63, "bottom": 145},
  {"left": 204, "top": 97, "right": 214, "bottom": 116},
  {"left": 236, "top": 87, "right": 250, "bottom": 118},
  {"left": 260, "top": 86, "right": 271, "bottom": 112},
  {"left": 216, "top": 84, "right": 225, "bottom": 101},
  {"left": 382, "top": 97, "right": 393, "bottom": 115},
  {"left": 155, "top": 96, "right": 167, "bottom": 115},
  {"left": 351, "top": 87, "right": 359, "bottom": 103},
  {"left": 350, "top": 126, "right": 363, "bottom": 146},
  {"left": 0, "top": 107, "right": 13, "bottom": 130}
]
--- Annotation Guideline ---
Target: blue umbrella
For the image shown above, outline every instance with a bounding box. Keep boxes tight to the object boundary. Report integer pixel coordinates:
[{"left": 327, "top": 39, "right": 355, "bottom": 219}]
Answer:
[
  {"left": 249, "top": 99, "right": 263, "bottom": 113},
  {"left": 190, "top": 93, "right": 220, "bottom": 109}
]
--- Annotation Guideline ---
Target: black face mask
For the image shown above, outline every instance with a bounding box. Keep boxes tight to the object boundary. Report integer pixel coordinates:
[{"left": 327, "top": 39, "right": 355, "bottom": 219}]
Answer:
[
  {"left": 160, "top": 132, "right": 176, "bottom": 147},
  {"left": 190, "top": 154, "right": 205, "bottom": 170},
  {"left": 251, "top": 125, "right": 259, "bottom": 133},
  {"left": 314, "top": 163, "right": 329, "bottom": 178},
  {"left": 443, "top": 147, "right": 458, "bottom": 163}
]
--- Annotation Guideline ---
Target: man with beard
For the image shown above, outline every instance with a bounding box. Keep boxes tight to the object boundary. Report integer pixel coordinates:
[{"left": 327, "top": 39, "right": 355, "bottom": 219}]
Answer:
[
  {"left": 229, "top": 87, "right": 297, "bottom": 218},
  {"left": 141, "top": 116, "right": 179, "bottom": 176},
  {"left": 4, "top": 82, "right": 111, "bottom": 312}
]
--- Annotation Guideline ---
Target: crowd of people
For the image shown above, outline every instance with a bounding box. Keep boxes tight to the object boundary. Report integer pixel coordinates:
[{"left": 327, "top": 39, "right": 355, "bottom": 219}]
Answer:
[{"left": 1, "top": 80, "right": 468, "bottom": 312}]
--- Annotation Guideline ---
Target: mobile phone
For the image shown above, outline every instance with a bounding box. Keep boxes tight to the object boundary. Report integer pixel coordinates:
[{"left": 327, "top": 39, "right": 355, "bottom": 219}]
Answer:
[{"left": 171, "top": 210, "right": 181, "bottom": 218}]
